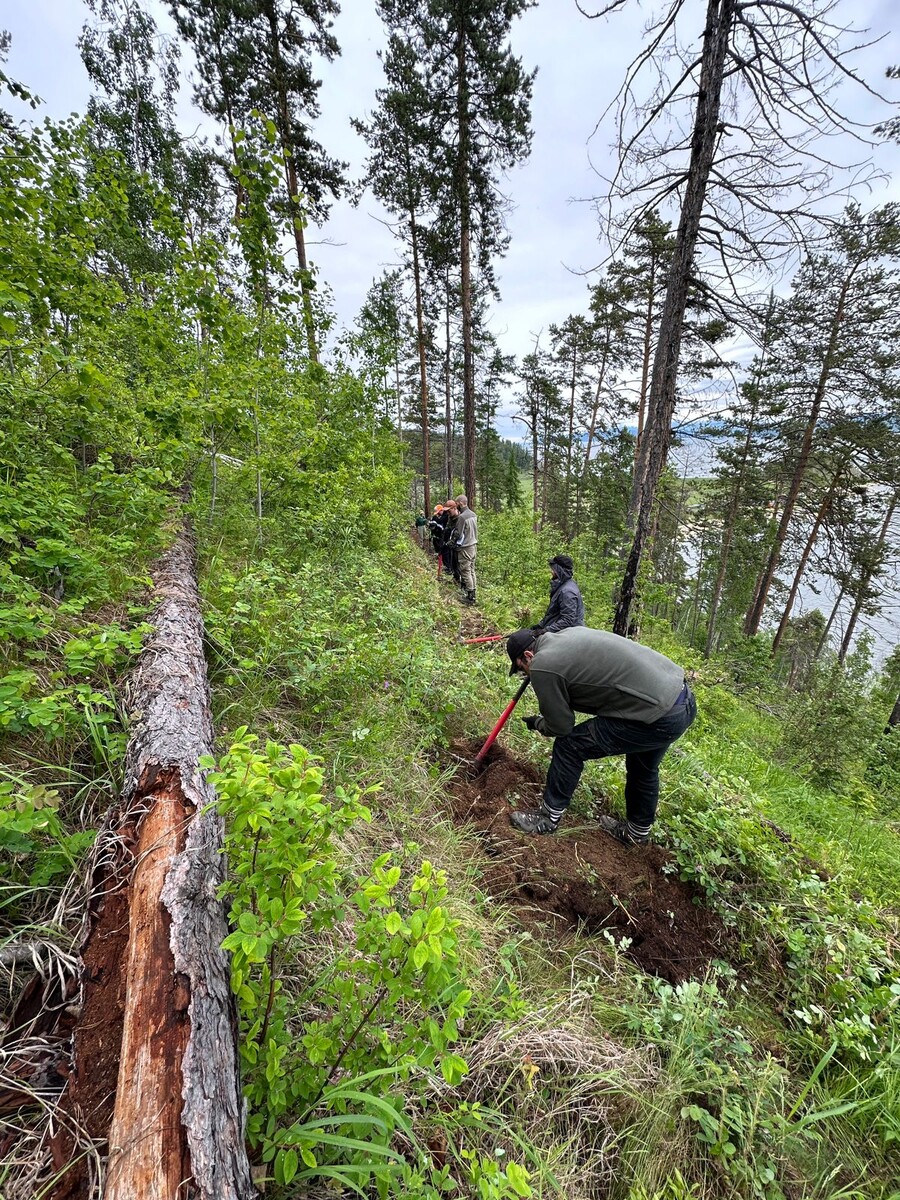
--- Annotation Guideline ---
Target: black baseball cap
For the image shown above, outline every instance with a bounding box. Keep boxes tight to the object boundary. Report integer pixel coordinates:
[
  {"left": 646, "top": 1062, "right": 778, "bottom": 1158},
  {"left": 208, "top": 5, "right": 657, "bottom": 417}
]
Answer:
[{"left": 507, "top": 629, "right": 537, "bottom": 675}]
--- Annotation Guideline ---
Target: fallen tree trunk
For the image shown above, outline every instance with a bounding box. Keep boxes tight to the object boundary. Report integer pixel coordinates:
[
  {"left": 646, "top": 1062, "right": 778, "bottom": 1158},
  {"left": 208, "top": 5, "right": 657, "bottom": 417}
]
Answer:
[{"left": 54, "top": 519, "right": 254, "bottom": 1199}]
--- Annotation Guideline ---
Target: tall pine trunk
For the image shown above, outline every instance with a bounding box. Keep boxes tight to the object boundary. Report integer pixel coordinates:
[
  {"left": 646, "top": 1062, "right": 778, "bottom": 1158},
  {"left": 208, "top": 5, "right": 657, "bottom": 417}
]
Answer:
[
  {"left": 614, "top": 0, "right": 735, "bottom": 637},
  {"left": 531, "top": 404, "right": 540, "bottom": 534},
  {"left": 263, "top": 0, "right": 319, "bottom": 362},
  {"left": 634, "top": 249, "right": 658, "bottom": 465},
  {"left": 457, "top": 29, "right": 476, "bottom": 502},
  {"left": 744, "top": 270, "right": 855, "bottom": 635},
  {"left": 838, "top": 491, "right": 898, "bottom": 663},
  {"left": 564, "top": 344, "right": 577, "bottom": 536},
  {"left": 410, "top": 210, "right": 431, "bottom": 515},
  {"left": 540, "top": 387, "right": 551, "bottom": 528},
  {"left": 444, "top": 290, "right": 453, "bottom": 495},
  {"left": 771, "top": 463, "right": 846, "bottom": 653}
]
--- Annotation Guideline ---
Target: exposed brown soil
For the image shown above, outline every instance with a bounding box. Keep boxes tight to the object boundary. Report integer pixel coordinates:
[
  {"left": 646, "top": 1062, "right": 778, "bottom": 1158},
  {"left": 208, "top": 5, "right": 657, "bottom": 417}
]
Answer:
[{"left": 446, "top": 739, "right": 728, "bottom": 984}]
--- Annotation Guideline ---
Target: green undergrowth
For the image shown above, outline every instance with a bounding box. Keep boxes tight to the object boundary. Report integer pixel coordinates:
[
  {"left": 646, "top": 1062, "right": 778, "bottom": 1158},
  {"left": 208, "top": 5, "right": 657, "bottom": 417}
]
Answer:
[
  {"left": 0, "top": 466, "right": 182, "bottom": 925},
  {"left": 197, "top": 495, "right": 899, "bottom": 1200}
]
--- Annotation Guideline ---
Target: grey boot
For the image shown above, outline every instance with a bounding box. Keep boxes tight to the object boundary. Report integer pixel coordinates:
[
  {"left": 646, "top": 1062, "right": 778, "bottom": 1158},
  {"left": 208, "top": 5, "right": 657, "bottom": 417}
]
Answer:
[
  {"left": 463, "top": 589, "right": 476, "bottom": 606},
  {"left": 510, "top": 806, "right": 559, "bottom": 835},
  {"left": 597, "top": 814, "right": 649, "bottom": 846}
]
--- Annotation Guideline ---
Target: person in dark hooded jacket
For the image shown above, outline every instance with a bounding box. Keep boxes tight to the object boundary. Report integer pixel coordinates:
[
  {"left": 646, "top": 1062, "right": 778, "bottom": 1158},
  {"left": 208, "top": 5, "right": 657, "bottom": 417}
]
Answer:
[{"left": 534, "top": 555, "right": 585, "bottom": 633}]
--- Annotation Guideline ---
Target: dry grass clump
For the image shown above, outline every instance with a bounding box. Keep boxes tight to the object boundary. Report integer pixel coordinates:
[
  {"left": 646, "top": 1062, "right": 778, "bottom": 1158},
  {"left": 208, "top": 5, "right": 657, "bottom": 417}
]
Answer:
[{"left": 452, "top": 1006, "right": 659, "bottom": 1198}]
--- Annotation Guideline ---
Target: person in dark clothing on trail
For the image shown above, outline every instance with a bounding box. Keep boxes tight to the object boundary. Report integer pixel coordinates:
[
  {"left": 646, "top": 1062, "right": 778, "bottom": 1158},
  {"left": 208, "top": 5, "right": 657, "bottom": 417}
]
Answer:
[
  {"left": 442, "top": 500, "right": 462, "bottom": 585},
  {"left": 534, "top": 555, "right": 584, "bottom": 633},
  {"left": 427, "top": 505, "right": 447, "bottom": 556},
  {"left": 415, "top": 512, "right": 428, "bottom": 546},
  {"left": 505, "top": 627, "right": 696, "bottom": 844}
]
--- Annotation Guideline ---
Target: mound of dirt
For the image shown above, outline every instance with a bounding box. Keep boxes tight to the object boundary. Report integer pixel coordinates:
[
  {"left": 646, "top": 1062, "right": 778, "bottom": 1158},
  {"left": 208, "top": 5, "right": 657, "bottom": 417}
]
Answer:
[{"left": 446, "top": 740, "right": 727, "bottom": 984}]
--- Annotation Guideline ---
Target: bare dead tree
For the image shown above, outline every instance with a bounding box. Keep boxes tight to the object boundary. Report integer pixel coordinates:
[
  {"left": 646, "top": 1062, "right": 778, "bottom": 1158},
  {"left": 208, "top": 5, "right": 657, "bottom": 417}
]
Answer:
[{"left": 579, "top": 0, "right": 891, "bottom": 637}]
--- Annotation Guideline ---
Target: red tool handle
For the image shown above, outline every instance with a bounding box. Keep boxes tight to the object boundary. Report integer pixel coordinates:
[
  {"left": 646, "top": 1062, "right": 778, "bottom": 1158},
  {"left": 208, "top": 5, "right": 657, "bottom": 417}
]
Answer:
[
  {"left": 474, "top": 678, "right": 531, "bottom": 764},
  {"left": 463, "top": 633, "right": 510, "bottom": 645}
]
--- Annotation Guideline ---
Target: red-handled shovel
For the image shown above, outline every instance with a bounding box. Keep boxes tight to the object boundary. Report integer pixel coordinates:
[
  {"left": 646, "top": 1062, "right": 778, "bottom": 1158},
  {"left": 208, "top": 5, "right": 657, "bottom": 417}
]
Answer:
[
  {"left": 473, "top": 678, "right": 531, "bottom": 766},
  {"left": 462, "top": 633, "right": 514, "bottom": 646}
]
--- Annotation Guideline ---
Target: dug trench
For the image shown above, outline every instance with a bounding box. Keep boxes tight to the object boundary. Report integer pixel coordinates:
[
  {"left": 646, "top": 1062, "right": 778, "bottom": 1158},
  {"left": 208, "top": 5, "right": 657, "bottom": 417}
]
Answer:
[{"left": 445, "top": 739, "right": 728, "bottom": 984}]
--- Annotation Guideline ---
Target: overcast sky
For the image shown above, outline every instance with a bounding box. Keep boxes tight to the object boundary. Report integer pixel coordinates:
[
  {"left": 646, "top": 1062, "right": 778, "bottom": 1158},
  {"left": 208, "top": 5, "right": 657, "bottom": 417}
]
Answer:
[{"left": 4, "top": 0, "right": 900, "bottom": 444}]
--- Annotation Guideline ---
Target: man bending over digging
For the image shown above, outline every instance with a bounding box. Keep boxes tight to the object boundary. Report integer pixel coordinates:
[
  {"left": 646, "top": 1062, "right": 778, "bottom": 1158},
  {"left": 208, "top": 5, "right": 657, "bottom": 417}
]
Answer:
[{"left": 506, "top": 627, "right": 696, "bottom": 844}]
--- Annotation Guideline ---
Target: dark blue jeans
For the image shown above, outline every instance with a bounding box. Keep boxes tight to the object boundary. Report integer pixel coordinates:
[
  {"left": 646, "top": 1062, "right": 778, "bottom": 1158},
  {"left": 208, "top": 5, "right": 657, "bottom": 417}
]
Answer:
[{"left": 544, "top": 692, "right": 697, "bottom": 828}]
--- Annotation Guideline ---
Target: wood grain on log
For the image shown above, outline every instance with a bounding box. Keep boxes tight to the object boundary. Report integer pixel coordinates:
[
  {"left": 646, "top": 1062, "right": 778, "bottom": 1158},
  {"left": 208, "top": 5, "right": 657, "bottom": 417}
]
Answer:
[{"left": 56, "top": 520, "right": 254, "bottom": 1200}]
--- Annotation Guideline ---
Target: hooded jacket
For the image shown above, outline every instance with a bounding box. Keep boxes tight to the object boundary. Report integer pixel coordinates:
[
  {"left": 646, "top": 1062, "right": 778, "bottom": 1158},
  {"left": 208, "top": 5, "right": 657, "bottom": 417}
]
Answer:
[{"left": 535, "top": 563, "right": 584, "bottom": 633}]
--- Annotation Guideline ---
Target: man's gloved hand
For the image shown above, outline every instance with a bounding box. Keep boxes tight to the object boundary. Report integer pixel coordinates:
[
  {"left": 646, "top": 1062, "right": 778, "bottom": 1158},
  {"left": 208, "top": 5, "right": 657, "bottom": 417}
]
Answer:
[{"left": 522, "top": 715, "right": 541, "bottom": 732}]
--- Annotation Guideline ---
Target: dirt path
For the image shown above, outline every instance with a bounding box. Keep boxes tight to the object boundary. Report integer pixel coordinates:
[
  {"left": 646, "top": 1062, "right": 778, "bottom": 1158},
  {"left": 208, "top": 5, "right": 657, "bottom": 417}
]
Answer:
[{"left": 445, "top": 739, "right": 727, "bottom": 984}]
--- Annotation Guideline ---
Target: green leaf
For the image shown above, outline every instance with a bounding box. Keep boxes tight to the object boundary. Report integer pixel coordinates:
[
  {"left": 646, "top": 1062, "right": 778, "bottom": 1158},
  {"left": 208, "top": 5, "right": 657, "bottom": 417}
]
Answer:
[
  {"left": 507, "top": 1162, "right": 533, "bottom": 1197},
  {"left": 440, "top": 1053, "right": 469, "bottom": 1085},
  {"left": 282, "top": 1147, "right": 298, "bottom": 1184}
]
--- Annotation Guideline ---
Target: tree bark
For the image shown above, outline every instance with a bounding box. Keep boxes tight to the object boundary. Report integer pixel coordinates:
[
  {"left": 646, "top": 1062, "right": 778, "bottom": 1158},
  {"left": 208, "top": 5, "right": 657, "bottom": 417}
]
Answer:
[
  {"left": 456, "top": 27, "right": 476, "bottom": 503},
  {"left": 634, "top": 248, "right": 658, "bottom": 466},
  {"left": 744, "top": 270, "right": 854, "bottom": 635},
  {"left": 54, "top": 518, "right": 254, "bottom": 1200},
  {"left": 444, "top": 285, "right": 453, "bottom": 495},
  {"left": 614, "top": 0, "right": 735, "bottom": 637},
  {"left": 838, "top": 490, "right": 898, "bottom": 664},
  {"left": 771, "top": 462, "right": 847, "bottom": 654},
  {"left": 410, "top": 209, "right": 431, "bottom": 516},
  {"left": 262, "top": 0, "right": 319, "bottom": 363}
]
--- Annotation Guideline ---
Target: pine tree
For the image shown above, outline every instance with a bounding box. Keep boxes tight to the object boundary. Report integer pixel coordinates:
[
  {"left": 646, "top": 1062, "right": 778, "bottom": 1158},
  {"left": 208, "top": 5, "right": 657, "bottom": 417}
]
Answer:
[
  {"left": 702, "top": 293, "right": 782, "bottom": 656},
  {"left": 356, "top": 270, "right": 410, "bottom": 430},
  {"left": 514, "top": 347, "right": 559, "bottom": 533},
  {"left": 397, "top": 0, "right": 534, "bottom": 502},
  {"left": 504, "top": 448, "right": 523, "bottom": 511},
  {"left": 744, "top": 205, "right": 900, "bottom": 636},
  {"left": 549, "top": 315, "right": 594, "bottom": 538},
  {"left": 354, "top": 19, "right": 437, "bottom": 513},
  {"left": 607, "top": 210, "right": 673, "bottom": 464},
  {"left": 79, "top": 0, "right": 222, "bottom": 276},
  {"left": 170, "top": 0, "right": 347, "bottom": 359}
]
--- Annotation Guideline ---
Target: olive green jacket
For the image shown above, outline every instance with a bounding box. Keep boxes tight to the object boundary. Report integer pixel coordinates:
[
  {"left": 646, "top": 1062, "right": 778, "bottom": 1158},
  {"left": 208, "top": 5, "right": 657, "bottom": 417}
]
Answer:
[{"left": 528, "top": 627, "right": 684, "bottom": 736}]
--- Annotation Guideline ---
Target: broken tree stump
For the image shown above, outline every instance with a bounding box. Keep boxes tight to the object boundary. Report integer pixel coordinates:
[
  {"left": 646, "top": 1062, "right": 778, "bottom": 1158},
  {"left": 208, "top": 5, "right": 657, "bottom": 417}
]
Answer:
[{"left": 55, "top": 519, "right": 254, "bottom": 1200}]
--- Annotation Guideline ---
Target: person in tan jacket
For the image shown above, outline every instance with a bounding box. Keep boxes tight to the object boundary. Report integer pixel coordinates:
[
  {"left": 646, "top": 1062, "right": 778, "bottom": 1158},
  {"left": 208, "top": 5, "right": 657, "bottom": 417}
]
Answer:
[{"left": 453, "top": 495, "right": 478, "bottom": 606}]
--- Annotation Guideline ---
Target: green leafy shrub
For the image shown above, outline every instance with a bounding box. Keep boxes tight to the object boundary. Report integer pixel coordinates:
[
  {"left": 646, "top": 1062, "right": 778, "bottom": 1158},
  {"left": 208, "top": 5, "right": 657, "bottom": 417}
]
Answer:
[
  {"left": 0, "top": 772, "right": 96, "bottom": 903},
  {"left": 208, "top": 732, "right": 504, "bottom": 1196}
]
